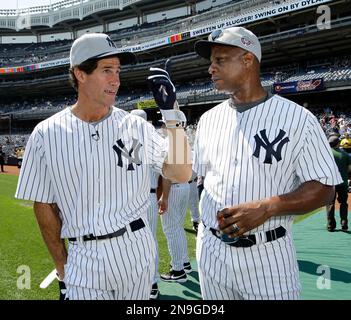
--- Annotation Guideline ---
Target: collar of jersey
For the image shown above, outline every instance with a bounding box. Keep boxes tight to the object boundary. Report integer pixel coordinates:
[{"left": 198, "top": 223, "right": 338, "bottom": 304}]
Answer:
[
  {"left": 69, "top": 106, "right": 114, "bottom": 126},
  {"left": 229, "top": 91, "right": 272, "bottom": 113}
]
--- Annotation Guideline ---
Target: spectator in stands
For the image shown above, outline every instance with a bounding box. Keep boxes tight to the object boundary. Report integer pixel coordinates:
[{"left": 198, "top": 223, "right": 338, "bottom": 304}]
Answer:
[
  {"left": 338, "top": 119, "right": 346, "bottom": 136},
  {"left": 340, "top": 132, "right": 351, "bottom": 153},
  {"left": 326, "top": 136, "right": 351, "bottom": 231}
]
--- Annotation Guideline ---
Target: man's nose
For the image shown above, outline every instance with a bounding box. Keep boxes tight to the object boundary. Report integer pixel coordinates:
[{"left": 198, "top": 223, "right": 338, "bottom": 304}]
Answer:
[
  {"left": 208, "top": 62, "right": 216, "bottom": 75},
  {"left": 111, "top": 74, "right": 120, "bottom": 86}
]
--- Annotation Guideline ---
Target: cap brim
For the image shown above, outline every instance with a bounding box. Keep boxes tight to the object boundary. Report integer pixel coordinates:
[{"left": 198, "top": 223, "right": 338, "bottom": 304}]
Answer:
[
  {"left": 116, "top": 51, "right": 136, "bottom": 65},
  {"left": 97, "top": 51, "right": 136, "bottom": 65},
  {"left": 195, "top": 40, "right": 235, "bottom": 60},
  {"left": 194, "top": 40, "right": 213, "bottom": 60}
]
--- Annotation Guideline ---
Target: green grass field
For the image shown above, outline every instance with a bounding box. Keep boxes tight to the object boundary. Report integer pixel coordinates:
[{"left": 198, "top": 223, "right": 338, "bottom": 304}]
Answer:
[
  {"left": 0, "top": 173, "right": 197, "bottom": 300},
  {"left": 0, "top": 173, "right": 317, "bottom": 300}
]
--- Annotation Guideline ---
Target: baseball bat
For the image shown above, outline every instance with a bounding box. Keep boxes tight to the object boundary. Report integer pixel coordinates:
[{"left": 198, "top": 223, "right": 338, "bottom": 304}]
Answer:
[
  {"left": 164, "top": 58, "right": 180, "bottom": 110},
  {"left": 165, "top": 58, "right": 172, "bottom": 77},
  {"left": 39, "top": 268, "right": 58, "bottom": 289}
]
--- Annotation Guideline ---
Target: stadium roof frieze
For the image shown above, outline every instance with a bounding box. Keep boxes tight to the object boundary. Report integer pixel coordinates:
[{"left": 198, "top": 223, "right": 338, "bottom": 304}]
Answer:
[
  {"left": 0, "top": 0, "right": 147, "bottom": 31},
  {"left": 0, "top": 0, "right": 143, "bottom": 16}
]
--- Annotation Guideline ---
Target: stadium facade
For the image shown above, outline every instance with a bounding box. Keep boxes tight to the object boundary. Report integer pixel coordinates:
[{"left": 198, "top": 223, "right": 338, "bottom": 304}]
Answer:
[{"left": 0, "top": 0, "right": 350, "bottom": 134}]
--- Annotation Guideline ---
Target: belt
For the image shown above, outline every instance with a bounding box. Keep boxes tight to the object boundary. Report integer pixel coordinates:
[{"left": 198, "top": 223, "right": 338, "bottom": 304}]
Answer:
[
  {"left": 188, "top": 177, "right": 198, "bottom": 183},
  {"left": 205, "top": 223, "right": 286, "bottom": 248},
  {"left": 150, "top": 188, "right": 156, "bottom": 193},
  {"left": 68, "top": 218, "right": 145, "bottom": 242}
]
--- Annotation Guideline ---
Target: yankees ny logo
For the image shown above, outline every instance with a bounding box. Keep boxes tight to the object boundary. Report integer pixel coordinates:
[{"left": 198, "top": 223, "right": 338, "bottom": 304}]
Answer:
[
  {"left": 113, "top": 138, "right": 142, "bottom": 171},
  {"left": 106, "top": 36, "right": 117, "bottom": 48},
  {"left": 253, "top": 129, "right": 290, "bottom": 164}
]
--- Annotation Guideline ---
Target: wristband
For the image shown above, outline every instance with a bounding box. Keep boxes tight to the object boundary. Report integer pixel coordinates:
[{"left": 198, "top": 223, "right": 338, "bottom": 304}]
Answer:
[{"left": 165, "top": 122, "right": 183, "bottom": 129}]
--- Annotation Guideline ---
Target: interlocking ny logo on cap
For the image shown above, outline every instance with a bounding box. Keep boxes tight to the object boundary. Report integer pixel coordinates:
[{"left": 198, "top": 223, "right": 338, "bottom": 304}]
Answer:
[
  {"left": 209, "top": 29, "right": 223, "bottom": 41},
  {"left": 106, "top": 36, "right": 117, "bottom": 48},
  {"left": 113, "top": 138, "right": 142, "bottom": 170}
]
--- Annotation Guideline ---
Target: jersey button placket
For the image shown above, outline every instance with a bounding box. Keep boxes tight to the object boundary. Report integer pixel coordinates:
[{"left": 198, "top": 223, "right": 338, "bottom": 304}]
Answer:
[
  {"left": 91, "top": 124, "right": 101, "bottom": 234},
  {"left": 230, "top": 114, "right": 242, "bottom": 202}
]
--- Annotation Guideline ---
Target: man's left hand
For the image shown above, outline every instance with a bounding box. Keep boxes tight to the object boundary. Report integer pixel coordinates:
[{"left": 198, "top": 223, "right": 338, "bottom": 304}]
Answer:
[
  {"left": 147, "top": 61, "right": 186, "bottom": 126},
  {"left": 158, "top": 197, "right": 168, "bottom": 215},
  {"left": 147, "top": 67, "right": 176, "bottom": 110}
]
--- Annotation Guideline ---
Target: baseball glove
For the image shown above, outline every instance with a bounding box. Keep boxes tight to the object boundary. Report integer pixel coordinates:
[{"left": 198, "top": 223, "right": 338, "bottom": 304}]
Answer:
[{"left": 147, "top": 59, "right": 186, "bottom": 126}]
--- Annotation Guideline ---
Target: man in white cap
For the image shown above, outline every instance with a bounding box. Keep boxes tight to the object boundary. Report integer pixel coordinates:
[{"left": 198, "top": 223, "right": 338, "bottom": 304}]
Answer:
[
  {"left": 15, "top": 33, "right": 192, "bottom": 300},
  {"left": 193, "top": 26, "right": 341, "bottom": 300}
]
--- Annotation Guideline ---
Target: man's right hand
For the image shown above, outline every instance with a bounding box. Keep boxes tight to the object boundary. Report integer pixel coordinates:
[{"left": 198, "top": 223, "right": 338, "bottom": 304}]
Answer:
[{"left": 58, "top": 279, "right": 67, "bottom": 300}]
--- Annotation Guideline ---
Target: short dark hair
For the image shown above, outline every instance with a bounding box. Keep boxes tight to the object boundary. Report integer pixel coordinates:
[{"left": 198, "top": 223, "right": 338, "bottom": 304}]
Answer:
[
  {"left": 328, "top": 135, "right": 340, "bottom": 148},
  {"left": 69, "top": 58, "right": 99, "bottom": 91}
]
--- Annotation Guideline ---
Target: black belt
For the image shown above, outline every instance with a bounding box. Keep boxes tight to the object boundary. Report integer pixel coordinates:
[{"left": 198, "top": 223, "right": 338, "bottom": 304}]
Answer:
[
  {"left": 150, "top": 188, "right": 156, "bottom": 193},
  {"left": 68, "top": 218, "right": 145, "bottom": 242},
  {"left": 188, "top": 178, "right": 198, "bottom": 183},
  {"left": 206, "top": 224, "right": 286, "bottom": 248}
]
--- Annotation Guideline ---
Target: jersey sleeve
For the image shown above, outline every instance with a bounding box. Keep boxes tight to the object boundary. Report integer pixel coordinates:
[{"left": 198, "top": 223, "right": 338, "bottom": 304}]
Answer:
[
  {"left": 15, "top": 126, "right": 56, "bottom": 203},
  {"left": 295, "top": 114, "right": 343, "bottom": 186},
  {"left": 145, "top": 123, "right": 168, "bottom": 175},
  {"left": 193, "top": 117, "right": 208, "bottom": 177}
]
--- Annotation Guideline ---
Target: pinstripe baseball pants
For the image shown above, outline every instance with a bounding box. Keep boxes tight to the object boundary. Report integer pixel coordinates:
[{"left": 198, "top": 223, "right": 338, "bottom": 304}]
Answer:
[
  {"left": 188, "top": 180, "right": 200, "bottom": 222},
  {"left": 161, "top": 183, "right": 190, "bottom": 271},
  {"left": 196, "top": 223, "right": 301, "bottom": 300},
  {"left": 147, "top": 192, "right": 159, "bottom": 284},
  {"left": 64, "top": 221, "right": 156, "bottom": 300}
]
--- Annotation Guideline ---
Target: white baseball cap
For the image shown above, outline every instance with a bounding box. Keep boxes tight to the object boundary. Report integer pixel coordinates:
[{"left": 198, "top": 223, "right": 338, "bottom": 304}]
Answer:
[
  {"left": 130, "top": 109, "right": 147, "bottom": 120},
  {"left": 70, "top": 33, "right": 135, "bottom": 67},
  {"left": 194, "top": 26, "right": 261, "bottom": 62}
]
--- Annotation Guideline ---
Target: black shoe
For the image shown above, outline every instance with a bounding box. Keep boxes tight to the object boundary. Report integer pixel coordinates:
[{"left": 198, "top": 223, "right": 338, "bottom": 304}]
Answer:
[
  {"left": 150, "top": 283, "right": 159, "bottom": 300},
  {"left": 193, "top": 221, "right": 199, "bottom": 233},
  {"left": 183, "top": 262, "right": 192, "bottom": 274},
  {"left": 327, "top": 219, "right": 336, "bottom": 232},
  {"left": 341, "top": 220, "right": 348, "bottom": 231},
  {"left": 160, "top": 269, "right": 187, "bottom": 283},
  {"left": 170, "top": 262, "right": 192, "bottom": 274}
]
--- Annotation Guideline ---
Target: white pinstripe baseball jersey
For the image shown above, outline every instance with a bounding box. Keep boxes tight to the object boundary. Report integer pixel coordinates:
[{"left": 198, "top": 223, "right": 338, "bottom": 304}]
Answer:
[
  {"left": 193, "top": 94, "right": 342, "bottom": 300},
  {"left": 194, "top": 95, "right": 342, "bottom": 233},
  {"left": 15, "top": 106, "right": 167, "bottom": 239}
]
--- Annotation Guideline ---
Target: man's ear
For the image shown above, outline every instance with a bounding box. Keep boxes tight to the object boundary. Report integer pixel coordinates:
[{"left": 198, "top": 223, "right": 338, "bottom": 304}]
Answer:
[
  {"left": 73, "top": 67, "right": 86, "bottom": 84},
  {"left": 243, "top": 52, "right": 255, "bottom": 68}
]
